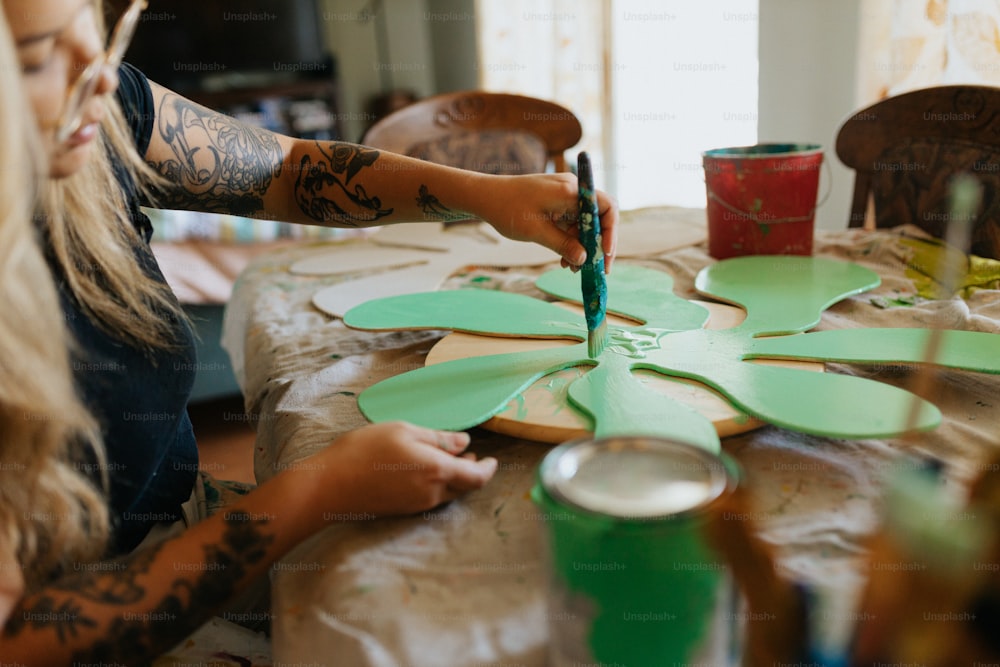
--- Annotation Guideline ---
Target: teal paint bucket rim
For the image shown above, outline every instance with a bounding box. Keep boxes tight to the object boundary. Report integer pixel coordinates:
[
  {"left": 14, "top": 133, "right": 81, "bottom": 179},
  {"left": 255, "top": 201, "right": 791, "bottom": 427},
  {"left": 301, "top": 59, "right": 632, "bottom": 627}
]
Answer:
[{"left": 702, "top": 142, "right": 823, "bottom": 159}]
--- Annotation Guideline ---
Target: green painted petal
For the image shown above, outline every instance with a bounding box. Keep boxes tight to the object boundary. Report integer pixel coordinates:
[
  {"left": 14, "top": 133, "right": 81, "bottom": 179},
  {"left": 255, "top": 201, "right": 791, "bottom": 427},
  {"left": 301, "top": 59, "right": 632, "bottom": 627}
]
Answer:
[
  {"left": 567, "top": 356, "right": 720, "bottom": 452},
  {"left": 694, "top": 256, "right": 880, "bottom": 335},
  {"left": 748, "top": 328, "right": 1000, "bottom": 374},
  {"left": 358, "top": 344, "right": 590, "bottom": 430},
  {"left": 344, "top": 290, "right": 583, "bottom": 339},
  {"left": 666, "top": 357, "right": 941, "bottom": 438},
  {"left": 536, "top": 265, "right": 709, "bottom": 329}
]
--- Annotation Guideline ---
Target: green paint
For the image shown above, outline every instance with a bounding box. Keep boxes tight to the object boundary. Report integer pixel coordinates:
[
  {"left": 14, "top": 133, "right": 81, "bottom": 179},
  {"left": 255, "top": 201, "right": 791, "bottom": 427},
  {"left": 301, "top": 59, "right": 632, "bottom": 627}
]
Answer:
[
  {"left": 345, "top": 289, "right": 584, "bottom": 340},
  {"left": 694, "top": 255, "right": 880, "bottom": 335},
  {"left": 748, "top": 328, "right": 1000, "bottom": 375},
  {"left": 358, "top": 345, "right": 593, "bottom": 431},
  {"left": 643, "top": 328, "right": 940, "bottom": 438},
  {"left": 607, "top": 327, "right": 672, "bottom": 359},
  {"left": 569, "top": 354, "right": 720, "bottom": 450},
  {"left": 536, "top": 264, "right": 709, "bottom": 330},
  {"left": 346, "top": 257, "right": 997, "bottom": 446},
  {"left": 503, "top": 392, "right": 529, "bottom": 420},
  {"left": 870, "top": 295, "right": 919, "bottom": 309},
  {"left": 543, "top": 374, "right": 578, "bottom": 416}
]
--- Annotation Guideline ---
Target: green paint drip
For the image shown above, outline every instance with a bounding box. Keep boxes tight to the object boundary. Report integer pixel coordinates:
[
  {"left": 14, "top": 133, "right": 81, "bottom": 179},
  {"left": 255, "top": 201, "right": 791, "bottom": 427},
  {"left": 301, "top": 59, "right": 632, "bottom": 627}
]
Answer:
[
  {"left": 512, "top": 393, "right": 529, "bottom": 419},
  {"left": 544, "top": 374, "right": 578, "bottom": 415}
]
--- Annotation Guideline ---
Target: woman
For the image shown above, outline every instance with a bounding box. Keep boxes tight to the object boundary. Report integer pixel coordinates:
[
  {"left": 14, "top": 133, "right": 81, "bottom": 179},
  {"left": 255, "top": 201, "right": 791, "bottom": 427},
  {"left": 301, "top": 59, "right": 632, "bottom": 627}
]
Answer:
[
  {"left": 8, "top": 0, "right": 618, "bottom": 554},
  {"left": 0, "top": 0, "right": 618, "bottom": 662},
  {"left": 0, "top": 1, "right": 109, "bottom": 632}
]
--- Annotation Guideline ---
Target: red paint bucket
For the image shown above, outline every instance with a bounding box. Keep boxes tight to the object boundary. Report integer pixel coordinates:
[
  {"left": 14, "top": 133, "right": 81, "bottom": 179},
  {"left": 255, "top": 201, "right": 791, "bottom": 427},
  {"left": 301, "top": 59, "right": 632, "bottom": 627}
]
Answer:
[{"left": 703, "top": 143, "right": 824, "bottom": 259}]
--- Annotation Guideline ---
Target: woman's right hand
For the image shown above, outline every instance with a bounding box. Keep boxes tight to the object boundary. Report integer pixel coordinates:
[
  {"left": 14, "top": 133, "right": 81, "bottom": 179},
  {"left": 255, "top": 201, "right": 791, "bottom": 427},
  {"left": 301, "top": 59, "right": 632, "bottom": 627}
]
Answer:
[{"left": 305, "top": 421, "right": 498, "bottom": 518}]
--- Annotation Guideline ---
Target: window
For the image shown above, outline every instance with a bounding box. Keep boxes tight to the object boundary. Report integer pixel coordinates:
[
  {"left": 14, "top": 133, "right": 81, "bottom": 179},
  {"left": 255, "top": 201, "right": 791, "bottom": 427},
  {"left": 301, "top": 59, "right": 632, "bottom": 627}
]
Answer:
[{"left": 477, "top": 0, "right": 758, "bottom": 209}]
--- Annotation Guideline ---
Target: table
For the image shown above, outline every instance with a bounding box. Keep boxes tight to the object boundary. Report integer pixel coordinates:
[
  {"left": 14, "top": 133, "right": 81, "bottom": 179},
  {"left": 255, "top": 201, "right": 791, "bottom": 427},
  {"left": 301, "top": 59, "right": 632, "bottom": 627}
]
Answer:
[{"left": 220, "top": 209, "right": 1000, "bottom": 666}]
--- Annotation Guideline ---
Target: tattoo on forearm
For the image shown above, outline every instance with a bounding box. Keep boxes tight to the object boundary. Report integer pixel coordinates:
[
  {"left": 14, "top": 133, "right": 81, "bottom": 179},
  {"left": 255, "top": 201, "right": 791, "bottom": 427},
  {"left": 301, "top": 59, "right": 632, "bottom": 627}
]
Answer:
[
  {"left": 3, "top": 513, "right": 275, "bottom": 662},
  {"left": 293, "top": 142, "right": 393, "bottom": 226},
  {"left": 2, "top": 595, "right": 96, "bottom": 644},
  {"left": 415, "top": 184, "right": 466, "bottom": 221},
  {"left": 149, "top": 94, "right": 284, "bottom": 216}
]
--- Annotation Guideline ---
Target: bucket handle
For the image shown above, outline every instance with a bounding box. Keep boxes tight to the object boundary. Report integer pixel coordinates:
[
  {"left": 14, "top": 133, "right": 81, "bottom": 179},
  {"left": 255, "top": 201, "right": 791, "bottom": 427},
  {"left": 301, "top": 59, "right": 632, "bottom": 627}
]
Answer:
[{"left": 705, "top": 159, "right": 833, "bottom": 224}]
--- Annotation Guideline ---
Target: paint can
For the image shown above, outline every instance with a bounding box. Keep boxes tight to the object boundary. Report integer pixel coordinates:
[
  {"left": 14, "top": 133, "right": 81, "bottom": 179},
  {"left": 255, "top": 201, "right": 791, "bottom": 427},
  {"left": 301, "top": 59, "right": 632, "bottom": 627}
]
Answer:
[
  {"left": 531, "top": 436, "right": 742, "bottom": 666},
  {"left": 703, "top": 143, "right": 824, "bottom": 259}
]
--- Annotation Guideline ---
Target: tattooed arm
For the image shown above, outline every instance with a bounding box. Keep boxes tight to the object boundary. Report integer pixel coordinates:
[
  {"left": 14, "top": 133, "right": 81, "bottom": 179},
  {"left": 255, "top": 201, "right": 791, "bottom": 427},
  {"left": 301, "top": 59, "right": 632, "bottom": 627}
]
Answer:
[
  {"left": 0, "top": 423, "right": 496, "bottom": 665},
  {"left": 143, "top": 83, "right": 618, "bottom": 270}
]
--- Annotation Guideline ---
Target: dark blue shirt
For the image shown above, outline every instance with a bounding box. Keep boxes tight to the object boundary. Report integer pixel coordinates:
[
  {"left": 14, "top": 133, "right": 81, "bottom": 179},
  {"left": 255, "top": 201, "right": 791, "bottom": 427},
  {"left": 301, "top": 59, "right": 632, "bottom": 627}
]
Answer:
[{"left": 58, "top": 63, "right": 199, "bottom": 553}]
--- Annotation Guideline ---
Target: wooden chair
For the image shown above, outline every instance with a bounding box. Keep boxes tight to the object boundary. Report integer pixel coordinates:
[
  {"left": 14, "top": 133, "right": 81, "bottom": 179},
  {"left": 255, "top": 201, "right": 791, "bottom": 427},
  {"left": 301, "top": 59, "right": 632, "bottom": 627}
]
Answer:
[
  {"left": 835, "top": 85, "right": 1000, "bottom": 259},
  {"left": 361, "top": 91, "right": 583, "bottom": 175}
]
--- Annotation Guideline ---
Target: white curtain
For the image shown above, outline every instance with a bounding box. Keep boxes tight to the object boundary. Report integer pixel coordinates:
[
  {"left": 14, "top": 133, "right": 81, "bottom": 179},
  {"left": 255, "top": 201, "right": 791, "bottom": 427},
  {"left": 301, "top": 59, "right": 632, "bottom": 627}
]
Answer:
[{"left": 858, "top": 0, "right": 1000, "bottom": 103}]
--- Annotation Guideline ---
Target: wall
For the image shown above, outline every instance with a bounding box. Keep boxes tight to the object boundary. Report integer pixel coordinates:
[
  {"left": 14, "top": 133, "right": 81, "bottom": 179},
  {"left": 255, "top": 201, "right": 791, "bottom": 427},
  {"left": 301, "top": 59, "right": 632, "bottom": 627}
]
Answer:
[
  {"left": 318, "top": 0, "right": 866, "bottom": 229},
  {"left": 758, "top": 0, "right": 863, "bottom": 230},
  {"left": 427, "top": 0, "right": 480, "bottom": 92},
  {"left": 316, "top": 0, "right": 477, "bottom": 142}
]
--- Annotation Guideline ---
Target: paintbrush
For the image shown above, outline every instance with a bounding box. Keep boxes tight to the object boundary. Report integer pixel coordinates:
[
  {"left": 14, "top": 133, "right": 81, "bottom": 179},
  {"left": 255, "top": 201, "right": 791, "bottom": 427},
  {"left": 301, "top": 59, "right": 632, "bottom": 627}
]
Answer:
[
  {"left": 577, "top": 151, "right": 608, "bottom": 358},
  {"left": 900, "top": 173, "right": 982, "bottom": 435},
  {"left": 849, "top": 174, "right": 987, "bottom": 665}
]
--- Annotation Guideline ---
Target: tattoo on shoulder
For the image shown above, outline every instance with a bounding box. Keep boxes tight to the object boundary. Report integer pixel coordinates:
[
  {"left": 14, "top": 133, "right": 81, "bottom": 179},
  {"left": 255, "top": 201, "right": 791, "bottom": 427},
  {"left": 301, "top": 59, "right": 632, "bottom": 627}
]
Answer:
[
  {"left": 293, "top": 142, "right": 393, "bottom": 226},
  {"left": 3, "top": 512, "right": 275, "bottom": 662},
  {"left": 149, "top": 93, "right": 284, "bottom": 216}
]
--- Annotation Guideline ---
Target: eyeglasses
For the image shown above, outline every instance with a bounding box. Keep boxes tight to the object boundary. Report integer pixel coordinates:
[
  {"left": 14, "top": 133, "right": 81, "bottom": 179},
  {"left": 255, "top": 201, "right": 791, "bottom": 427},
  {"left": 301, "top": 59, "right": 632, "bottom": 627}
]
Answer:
[{"left": 56, "top": 0, "right": 147, "bottom": 142}]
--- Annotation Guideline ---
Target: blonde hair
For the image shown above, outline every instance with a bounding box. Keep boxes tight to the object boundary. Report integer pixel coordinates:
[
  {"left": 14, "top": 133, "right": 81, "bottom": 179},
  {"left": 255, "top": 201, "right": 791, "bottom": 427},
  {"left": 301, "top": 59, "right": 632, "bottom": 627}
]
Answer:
[
  {"left": 0, "top": 9, "right": 108, "bottom": 590},
  {"left": 39, "top": 0, "right": 187, "bottom": 354}
]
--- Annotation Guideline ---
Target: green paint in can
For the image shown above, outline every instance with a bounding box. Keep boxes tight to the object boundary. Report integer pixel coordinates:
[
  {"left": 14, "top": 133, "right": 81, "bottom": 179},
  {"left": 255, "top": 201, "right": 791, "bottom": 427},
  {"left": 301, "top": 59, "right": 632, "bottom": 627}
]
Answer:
[{"left": 532, "top": 436, "right": 742, "bottom": 666}]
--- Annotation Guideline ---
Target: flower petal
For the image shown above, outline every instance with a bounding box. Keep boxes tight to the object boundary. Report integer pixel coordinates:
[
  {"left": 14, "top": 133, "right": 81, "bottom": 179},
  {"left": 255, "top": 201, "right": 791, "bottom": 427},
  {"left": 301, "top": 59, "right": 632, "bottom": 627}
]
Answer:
[
  {"left": 652, "top": 335, "right": 941, "bottom": 437},
  {"left": 694, "top": 256, "right": 880, "bottom": 335},
  {"left": 567, "top": 356, "right": 720, "bottom": 452},
  {"left": 536, "top": 265, "right": 709, "bottom": 329},
  {"left": 345, "top": 290, "right": 583, "bottom": 339},
  {"left": 748, "top": 328, "right": 1000, "bottom": 373},
  {"left": 358, "top": 344, "right": 590, "bottom": 430}
]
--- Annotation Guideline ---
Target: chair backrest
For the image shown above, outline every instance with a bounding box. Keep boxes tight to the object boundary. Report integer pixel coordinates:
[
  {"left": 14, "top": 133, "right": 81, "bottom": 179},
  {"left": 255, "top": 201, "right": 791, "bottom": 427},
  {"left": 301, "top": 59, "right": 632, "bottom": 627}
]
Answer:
[
  {"left": 835, "top": 85, "right": 1000, "bottom": 258},
  {"left": 361, "top": 91, "right": 583, "bottom": 174}
]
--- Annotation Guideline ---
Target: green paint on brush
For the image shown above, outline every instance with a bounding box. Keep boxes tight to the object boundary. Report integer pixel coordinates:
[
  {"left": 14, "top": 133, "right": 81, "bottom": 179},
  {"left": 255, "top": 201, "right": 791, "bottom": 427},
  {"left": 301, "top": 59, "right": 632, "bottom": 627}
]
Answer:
[{"left": 577, "top": 152, "right": 608, "bottom": 358}]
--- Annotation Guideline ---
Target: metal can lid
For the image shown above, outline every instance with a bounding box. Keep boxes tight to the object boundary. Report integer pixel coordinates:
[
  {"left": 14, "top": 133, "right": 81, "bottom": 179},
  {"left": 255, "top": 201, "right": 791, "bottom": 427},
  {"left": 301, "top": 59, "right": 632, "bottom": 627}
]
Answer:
[{"left": 539, "top": 437, "right": 733, "bottom": 519}]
